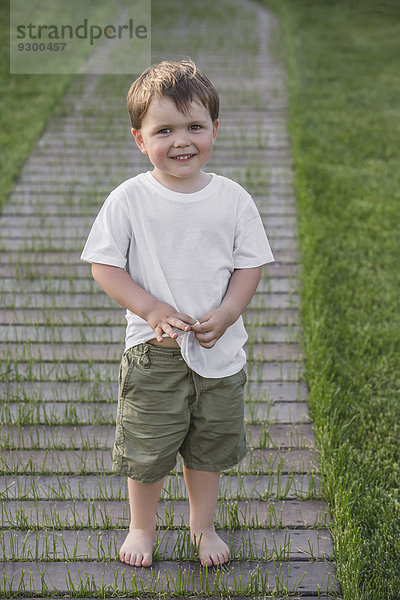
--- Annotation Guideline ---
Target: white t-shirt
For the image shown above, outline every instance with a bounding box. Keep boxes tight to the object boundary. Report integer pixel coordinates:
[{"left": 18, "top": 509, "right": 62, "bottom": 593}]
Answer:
[{"left": 80, "top": 171, "right": 274, "bottom": 377}]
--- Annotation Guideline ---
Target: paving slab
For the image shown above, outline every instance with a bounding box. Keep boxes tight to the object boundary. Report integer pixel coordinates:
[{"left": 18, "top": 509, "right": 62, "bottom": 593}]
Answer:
[
  {"left": 1, "top": 361, "right": 305, "bottom": 383},
  {"left": 0, "top": 449, "right": 320, "bottom": 476},
  {"left": 0, "top": 307, "right": 301, "bottom": 326},
  {"left": 0, "top": 424, "right": 315, "bottom": 454},
  {"left": 0, "top": 341, "right": 303, "bottom": 362},
  {"left": 0, "top": 380, "right": 309, "bottom": 401},
  {"left": 2, "top": 201, "right": 298, "bottom": 218},
  {"left": 0, "top": 276, "right": 298, "bottom": 294},
  {"left": 0, "top": 474, "right": 322, "bottom": 501},
  {"left": 1, "top": 528, "right": 333, "bottom": 561},
  {"left": 0, "top": 291, "right": 298, "bottom": 309},
  {"left": 0, "top": 324, "right": 300, "bottom": 343},
  {"left": 1, "top": 560, "right": 340, "bottom": 595},
  {"left": 2, "top": 499, "right": 330, "bottom": 529},
  {"left": 1, "top": 401, "right": 311, "bottom": 425}
]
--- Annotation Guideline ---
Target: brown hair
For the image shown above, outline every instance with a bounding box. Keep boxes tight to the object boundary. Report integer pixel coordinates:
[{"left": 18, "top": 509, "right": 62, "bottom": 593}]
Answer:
[{"left": 126, "top": 58, "right": 219, "bottom": 130}]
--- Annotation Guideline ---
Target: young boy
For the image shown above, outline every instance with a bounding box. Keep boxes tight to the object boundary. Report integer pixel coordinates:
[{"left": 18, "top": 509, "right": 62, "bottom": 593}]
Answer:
[{"left": 80, "top": 59, "right": 274, "bottom": 569}]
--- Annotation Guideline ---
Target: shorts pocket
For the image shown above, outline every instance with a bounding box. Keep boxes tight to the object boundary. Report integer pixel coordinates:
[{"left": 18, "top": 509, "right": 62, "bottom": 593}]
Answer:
[
  {"left": 226, "top": 367, "right": 247, "bottom": 387},
  {"left": 119, "top": 347, "right": 151, "bottom": 398}
]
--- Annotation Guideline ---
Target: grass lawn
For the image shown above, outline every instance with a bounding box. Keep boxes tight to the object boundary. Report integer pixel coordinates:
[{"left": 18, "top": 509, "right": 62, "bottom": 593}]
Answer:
[
  {"left": 260, "top": 1, "right": 400, "bottom": 598},
  {"left": 0, "top": 2, "right": 74, "bottom": 212}
]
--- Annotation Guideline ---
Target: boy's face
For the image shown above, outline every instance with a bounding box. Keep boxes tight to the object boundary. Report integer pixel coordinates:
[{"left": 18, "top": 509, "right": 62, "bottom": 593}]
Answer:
[{"left": 131, "top": 95, "right": 219, "bottom": 191}]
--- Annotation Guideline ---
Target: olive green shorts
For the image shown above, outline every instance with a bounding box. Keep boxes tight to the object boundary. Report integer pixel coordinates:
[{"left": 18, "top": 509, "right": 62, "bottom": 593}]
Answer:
[{"left": 112, "top": 343, "right": 248, "bottom": 484}]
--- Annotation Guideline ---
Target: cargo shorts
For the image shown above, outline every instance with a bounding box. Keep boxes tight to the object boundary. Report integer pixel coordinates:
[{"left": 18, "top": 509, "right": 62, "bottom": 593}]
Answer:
[{"left": 112, "top": 342, "right": 248, "bottom": 484}]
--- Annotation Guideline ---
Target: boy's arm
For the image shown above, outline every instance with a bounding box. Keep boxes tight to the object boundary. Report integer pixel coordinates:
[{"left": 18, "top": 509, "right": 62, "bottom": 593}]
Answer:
[
  {"left": 91, "top": 263, "right": 196, "bottom": 342},
  {"left": 191, "top": 266, "right": 262, "bottom": 349}
]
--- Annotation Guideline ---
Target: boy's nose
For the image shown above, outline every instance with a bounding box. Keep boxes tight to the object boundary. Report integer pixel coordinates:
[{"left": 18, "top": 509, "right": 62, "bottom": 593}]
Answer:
[{"left": 173, "top": 134, "right": 191, "bottom": 147}]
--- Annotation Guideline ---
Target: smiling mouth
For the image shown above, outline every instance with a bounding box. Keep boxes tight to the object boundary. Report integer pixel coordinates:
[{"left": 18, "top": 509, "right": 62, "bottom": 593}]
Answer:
[{"left": 171, "top": 154, "right": 195, "bottom": 160}]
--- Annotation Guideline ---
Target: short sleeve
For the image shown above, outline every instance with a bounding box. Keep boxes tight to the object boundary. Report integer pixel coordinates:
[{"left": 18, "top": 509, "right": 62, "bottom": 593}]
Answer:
[
  {"left": 80, "top": 189, "right": 131, "bottom": 268},
  {"left": 233, "top": 196, "right": 274, "bottom": 268}
]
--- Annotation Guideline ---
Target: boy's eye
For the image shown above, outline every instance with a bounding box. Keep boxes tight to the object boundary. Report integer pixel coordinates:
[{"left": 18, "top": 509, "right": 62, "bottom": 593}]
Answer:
[
  {"left": 190, "top": 124, "right": 201, "bottom": 130},
  {"left": 157, "top": 128, "right": 171, "bottom": 134}
]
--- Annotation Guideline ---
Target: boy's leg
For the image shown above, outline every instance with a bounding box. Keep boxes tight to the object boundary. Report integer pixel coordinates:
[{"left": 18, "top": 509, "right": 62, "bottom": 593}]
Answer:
[
  {"left": 183, "top": 466, "right": 230, "bottom": 567},
  {"left": 114, "top": 344, "right": 192, "bottom": 567},
  {"left": 119, "top": 475, "right": 164, "bottom": 567},
  {"left": 180, "top": 368, "right": 248, "bottom": 566}
]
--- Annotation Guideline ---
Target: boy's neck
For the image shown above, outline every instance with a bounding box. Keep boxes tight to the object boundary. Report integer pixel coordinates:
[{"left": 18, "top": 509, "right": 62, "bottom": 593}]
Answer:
[{"left": 150, "top": 169, "right": 212, "bottom": 194}]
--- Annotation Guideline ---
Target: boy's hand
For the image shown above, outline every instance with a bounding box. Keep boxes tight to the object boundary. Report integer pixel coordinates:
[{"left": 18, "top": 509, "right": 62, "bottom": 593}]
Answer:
[
  {"left": 146, "top": 302, "right": 197, "bottom": 342},
  {"left": 191, "top": 307, "right": 234, "bottom": 349}
]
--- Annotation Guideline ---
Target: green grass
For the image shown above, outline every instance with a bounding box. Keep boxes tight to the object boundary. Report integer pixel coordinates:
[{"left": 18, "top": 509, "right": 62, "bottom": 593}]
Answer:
[
  {"left": 0, "top": 1, "right": 75, "bottom": 212},
  {"left": 259, "top": 1, "right": 400, "bottom": 598}
]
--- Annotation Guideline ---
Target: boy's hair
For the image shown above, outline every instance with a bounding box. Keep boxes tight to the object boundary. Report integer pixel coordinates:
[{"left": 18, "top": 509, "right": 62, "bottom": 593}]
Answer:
[{"left": 127, "top": 58, "right": 219, "bottom": 130}]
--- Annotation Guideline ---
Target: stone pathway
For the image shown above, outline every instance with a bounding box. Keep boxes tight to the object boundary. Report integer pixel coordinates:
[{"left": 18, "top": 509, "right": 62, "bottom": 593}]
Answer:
[{"left": 0, "top": 1, "right": 340, "bottom": 597}]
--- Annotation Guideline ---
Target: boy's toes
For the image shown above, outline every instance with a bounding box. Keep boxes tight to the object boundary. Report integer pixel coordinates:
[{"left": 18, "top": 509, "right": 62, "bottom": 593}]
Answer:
[
  {"left": 132, "top": 552, "right": 142, "bottom": 566},
  {"left": 208, "top": 552, "right": 218, "bottom": 566},
  {"left": 212, "top": 551, "right": 228, "bottom": 566},
  {"left": 119, "top": 529, "right": 154, "bottom": 567},
  {"left": 201, "top": 551, "right": 229, "bottom": 567},
  {"left": 201, "top": 555, "right": 213, "bottom": 567},
  {"left": 194, "top": 531, "right": 230, "bottom": 568},
  {"left": 142, "top": 553, "right": 153, "bottom": 567},
  {"left": 126, "top": 552, "right": 152, "bottom": 567},
  {"left": 221, "top": 550, "right": 230, "bottom": 564}
]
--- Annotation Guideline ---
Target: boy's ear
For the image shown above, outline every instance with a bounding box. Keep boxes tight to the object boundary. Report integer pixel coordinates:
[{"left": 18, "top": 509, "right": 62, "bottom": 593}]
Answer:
[
  {"left": 212, "top": 119, "right": 219, "bottom": 142},
  {"left": 131, "top": 128, "right": 148, "bottom": 154}
]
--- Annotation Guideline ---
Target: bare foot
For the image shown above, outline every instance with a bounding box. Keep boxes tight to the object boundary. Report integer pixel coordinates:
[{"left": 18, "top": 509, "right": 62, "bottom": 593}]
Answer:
[
  {"left": 191, "top": 530, "right": 230, "bottom": 567},
  {"left": 119, "top": 528, "right": 154, "bottom": 567}
]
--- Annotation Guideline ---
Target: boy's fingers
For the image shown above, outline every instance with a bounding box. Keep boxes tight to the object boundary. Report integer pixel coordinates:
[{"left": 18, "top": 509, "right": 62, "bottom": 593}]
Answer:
[
  {"left": 198, "top": 339, "right": 216, "bottom": 349},
  {"left": 177, "top": 313, "right": 197, "bottom": 325},
  {"left": 171, "top": 319, "right": 191, "bottom": 332},
  {"left": 198, "top": 311, "right": 215, "bottom": 324},
  {"left": 161, "top": 322, "right": 180, "bottom": 338},
  {"left": 192, "top": 321, "right": 210, "bottom": 332},
  {"left": 154, "top": 326, "right": 164, "bottom": 342},
  {"left": 194, "top": 330, "right": 214, "bottom": 342}
]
